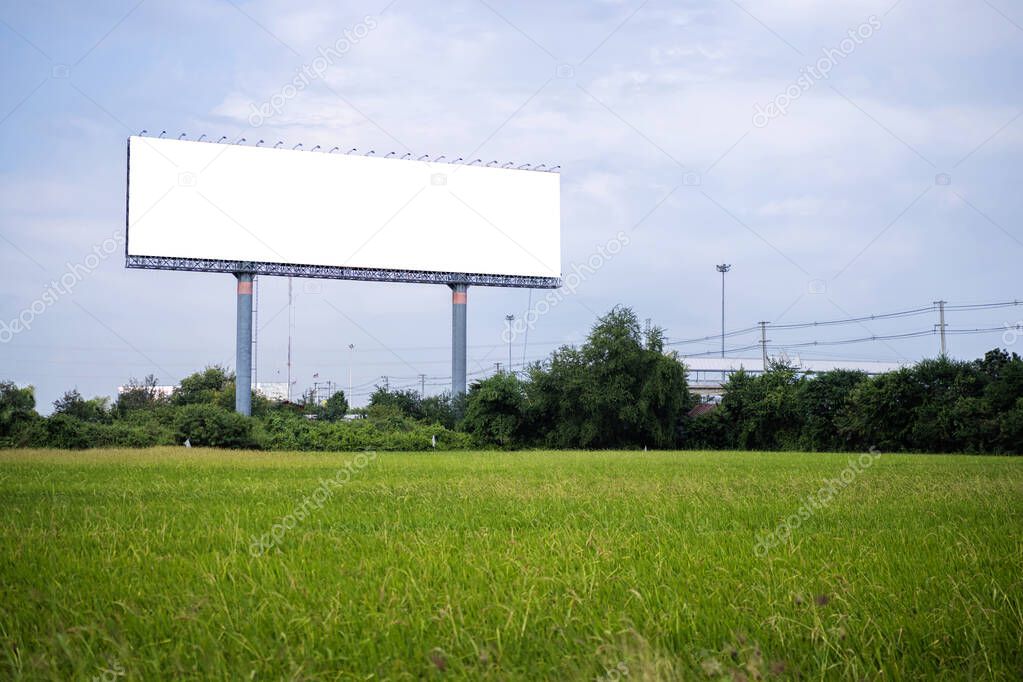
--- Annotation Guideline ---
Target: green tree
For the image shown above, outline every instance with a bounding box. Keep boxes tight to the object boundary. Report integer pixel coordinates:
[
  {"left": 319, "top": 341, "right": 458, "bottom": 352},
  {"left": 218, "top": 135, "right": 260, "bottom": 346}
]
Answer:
[
  {"left": 420, "top": 393, "right": 457, "bottom": 428},
  {"left": 320, "top": 390, "right": 349, "bottom": 421},
  {"left": 173, "top": 366, "right": 234, "bottom": 405},
  {"left": 716, "top": 361, "right": 803, "bottom": 450},
  {"left": 368, "top": 387, "right": 423, "bottom": 419},
  {"left": 794, "top": 369, "right": 867, "bottom": 451},
  {"left": 0, "top": 381, "right": 37, "bottom": 438},
  {"left": 462, "top": 372, "right": 527, "bottom": 447},
  {"left": 215, "top": 383, "right": 272, "bottom": 418},
  {"left": 977, "top": 349, "right": 1023, "bottom": 413},
  {"left": 115, "top": 374, "right": 166, "bottom": 416},
  {"left": 524, "top": 306, "right": 694, "bottom": 448},
  {"left": 53, "top": 389, "right": 111, "bottom": 423}
]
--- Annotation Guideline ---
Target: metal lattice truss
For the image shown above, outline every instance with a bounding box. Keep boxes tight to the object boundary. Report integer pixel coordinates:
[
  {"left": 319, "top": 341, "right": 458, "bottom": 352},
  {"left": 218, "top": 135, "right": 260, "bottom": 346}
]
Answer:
[{"left": 126, "top": 255, "right": 561, "bottom": 289}]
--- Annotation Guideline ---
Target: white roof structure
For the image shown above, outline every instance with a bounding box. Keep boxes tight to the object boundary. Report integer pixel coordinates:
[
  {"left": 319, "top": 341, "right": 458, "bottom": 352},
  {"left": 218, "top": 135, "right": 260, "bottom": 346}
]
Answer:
[{"left": 679, "top": 356, "right": 908, "bottom": 375}]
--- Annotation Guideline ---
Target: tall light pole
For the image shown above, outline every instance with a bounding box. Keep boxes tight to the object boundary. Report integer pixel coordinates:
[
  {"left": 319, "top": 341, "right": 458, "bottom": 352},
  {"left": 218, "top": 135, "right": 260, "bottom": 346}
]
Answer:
[
  {"left": 716, "top": 264, "right": 731, "bottom": 380},
  {"left": 347, "top": 343, "right": 355, "bottom": 403},
  {"left": 505, "top": 314, "right": 514, "bottom": 373}
]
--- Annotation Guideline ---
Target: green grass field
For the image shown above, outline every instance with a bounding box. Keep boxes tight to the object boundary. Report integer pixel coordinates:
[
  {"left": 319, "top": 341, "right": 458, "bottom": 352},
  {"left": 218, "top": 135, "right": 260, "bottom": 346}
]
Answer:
[{"left": 1, "top": 449, "right": 1021, "bottom": 680}]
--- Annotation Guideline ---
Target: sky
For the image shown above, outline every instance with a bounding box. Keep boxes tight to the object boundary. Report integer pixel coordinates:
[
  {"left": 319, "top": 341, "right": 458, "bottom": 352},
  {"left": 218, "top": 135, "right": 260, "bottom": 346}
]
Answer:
[{"left": 1, "top": 0, "right": 1022, "bottom": 411}]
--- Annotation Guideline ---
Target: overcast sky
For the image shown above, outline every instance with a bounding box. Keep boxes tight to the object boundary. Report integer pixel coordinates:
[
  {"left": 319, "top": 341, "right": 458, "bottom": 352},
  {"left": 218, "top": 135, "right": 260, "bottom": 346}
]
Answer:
[{"left": 2, "top": 0, "right": 1022, "bottom": 411}]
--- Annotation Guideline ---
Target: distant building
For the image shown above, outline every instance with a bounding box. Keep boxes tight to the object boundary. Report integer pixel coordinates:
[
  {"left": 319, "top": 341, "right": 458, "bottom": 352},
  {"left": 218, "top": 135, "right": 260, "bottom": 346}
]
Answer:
[{"left": 255, "top": 382, "right": 289, "bottom": 401}]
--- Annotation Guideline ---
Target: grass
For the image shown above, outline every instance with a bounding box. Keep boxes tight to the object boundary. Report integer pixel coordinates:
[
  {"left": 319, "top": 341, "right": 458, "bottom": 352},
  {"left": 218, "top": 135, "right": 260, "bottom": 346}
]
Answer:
[{"left": 0, "top": 448, "right": 1021, "bottom": 680}]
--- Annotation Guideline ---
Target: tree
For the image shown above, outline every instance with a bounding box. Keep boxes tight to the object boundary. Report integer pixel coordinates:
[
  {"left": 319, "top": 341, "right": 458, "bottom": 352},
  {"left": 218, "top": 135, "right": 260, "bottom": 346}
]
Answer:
[
  {"left": 320, "top": 390, "right": 349, "bottom": 421},
  {"left": 717, "top": 361, "right": 803, "bottom": 450},
  {"left": 368, "top": 387, "right": 423, "bottom": 419},
  {"left": 523, "top": 306, "right": 694, "bottom": 449},
  {"left": 215, "top": 383, "right": 272, "bottom": 418},
  {"left": 420, "top": 393, "right": 457, "bottom": 428},
  {"left": 794, "top": 369, "right": 867, "bottom": 451},
  {"left": 977, "top": 349, "right": 1023, "bottom": 413},
  {"left": 173, "top": 366, "right": 234, "bottom": 405},
  {"left": 52, "top": 389, "right": 111, "bottom": 423},
  {"left": 115, "top": 374, "right": 165, "bottom": 415},
  {"left": 0, "top": 381, "right": 37, "bottom": 438},
  {"left": 462, "top": 372, "right": 527, "bottom": 447}
]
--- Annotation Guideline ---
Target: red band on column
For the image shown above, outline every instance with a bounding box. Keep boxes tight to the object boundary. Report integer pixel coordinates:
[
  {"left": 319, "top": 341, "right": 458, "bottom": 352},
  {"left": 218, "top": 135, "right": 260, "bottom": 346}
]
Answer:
[
  {"left": 452, "top": 291, "right": 467, "bottom": 304},
  {"left": 238, "top": 281, "right": 253, "bottom": 295}
]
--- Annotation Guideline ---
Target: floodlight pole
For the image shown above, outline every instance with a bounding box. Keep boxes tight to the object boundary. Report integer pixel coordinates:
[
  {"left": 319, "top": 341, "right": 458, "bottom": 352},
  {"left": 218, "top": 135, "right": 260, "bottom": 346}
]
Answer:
[
  {"left": 451, "top": 284, "right": 468, "bottom": 399},
  {"left": 505, "top": 314, "right": 514, "bottom": 372},
  {"left": 716, "top": 263, "right": 731, "bottom": 381},
  {"left": 235, "top": 273, "right": 254, "bottom": 416}
]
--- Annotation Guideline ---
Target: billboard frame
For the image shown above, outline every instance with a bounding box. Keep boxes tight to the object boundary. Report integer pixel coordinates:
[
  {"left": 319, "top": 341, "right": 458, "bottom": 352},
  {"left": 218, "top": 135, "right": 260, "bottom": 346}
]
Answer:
[{"left": 124, "top": 254, "right": 561, "bottom": 289}]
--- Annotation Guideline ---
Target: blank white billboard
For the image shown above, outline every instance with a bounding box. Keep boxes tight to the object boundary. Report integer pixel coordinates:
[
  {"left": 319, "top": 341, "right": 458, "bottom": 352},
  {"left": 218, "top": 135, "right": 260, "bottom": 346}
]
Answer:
[{"left": 126, "top": 136, "right": 561, "bottom": 286}]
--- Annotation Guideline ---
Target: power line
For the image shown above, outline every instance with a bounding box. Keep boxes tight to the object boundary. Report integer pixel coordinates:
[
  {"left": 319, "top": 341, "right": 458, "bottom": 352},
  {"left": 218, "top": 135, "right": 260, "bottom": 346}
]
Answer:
[
  {"left": 667, "top": 298, "right": 1023, "bottom": 346},
  {"left": 944, "top": 299, "right": 1022, "bottom": 312},
  {"left": 769, "top": 305, "right": 936, "bottom": 330}
]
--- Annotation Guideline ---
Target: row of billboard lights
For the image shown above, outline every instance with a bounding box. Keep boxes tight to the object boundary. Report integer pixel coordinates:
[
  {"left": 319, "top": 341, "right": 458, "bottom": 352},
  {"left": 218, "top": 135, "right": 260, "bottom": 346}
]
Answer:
[{"left": 139, "top": 130, "right": 561, "bottom": 173}]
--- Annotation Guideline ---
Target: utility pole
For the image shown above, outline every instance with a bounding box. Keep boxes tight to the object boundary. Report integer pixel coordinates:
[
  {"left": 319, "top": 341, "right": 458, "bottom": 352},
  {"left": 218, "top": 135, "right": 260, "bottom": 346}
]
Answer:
[
  {"left": 381, "top": 375, "right": 389, "bottom": 391},
  {"left": 495, "top": 362, "right": 502, "bottom": 374},
  {"left": 934, "top": 300, "right": 947, "bottom": 356},
  {"left": 716, "top": 264, "right": 731, "bottom": 380},
  {"left": 505, "top": 314, "right": 514, "bottom": 372},
  {"left": 759, "top": 321, "right": 770, "bottom": 371},
  {"left": 419, "top": 373, "right": 426, "bottom": 396}
]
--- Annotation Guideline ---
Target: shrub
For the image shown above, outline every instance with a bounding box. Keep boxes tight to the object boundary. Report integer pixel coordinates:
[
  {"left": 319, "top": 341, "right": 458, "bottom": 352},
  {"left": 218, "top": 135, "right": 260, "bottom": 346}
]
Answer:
[
  {"left": 259, "top": 411, "right": 471, "bottom": 451},
  {"left": 174, "top": 404, "right": 258, "bottom": 449},
  {"left": 40, "top": 414, "right": 100, "bottom": 450}
]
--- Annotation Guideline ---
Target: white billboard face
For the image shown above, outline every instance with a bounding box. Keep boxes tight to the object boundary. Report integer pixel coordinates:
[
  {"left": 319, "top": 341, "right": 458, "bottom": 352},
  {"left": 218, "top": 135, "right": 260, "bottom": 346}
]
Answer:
[{"left": 126, "top": 137, "right": 561, "bottom": 287}]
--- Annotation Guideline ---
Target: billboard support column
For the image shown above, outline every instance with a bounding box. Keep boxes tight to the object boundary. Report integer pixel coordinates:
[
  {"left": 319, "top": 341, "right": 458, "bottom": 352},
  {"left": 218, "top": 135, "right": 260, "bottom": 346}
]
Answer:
[
  {"left": 235, "top": 273, "right": 254, "bottom": 416},
  {"left": 450, "top": 284, "right": 468, "bottom": 399}
]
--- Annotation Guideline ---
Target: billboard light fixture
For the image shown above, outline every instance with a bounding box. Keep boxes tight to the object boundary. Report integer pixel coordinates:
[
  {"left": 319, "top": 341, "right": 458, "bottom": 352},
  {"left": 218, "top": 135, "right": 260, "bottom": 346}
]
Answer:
[{"left": 134, "top": 131, "right": 562, "bottom": 172}]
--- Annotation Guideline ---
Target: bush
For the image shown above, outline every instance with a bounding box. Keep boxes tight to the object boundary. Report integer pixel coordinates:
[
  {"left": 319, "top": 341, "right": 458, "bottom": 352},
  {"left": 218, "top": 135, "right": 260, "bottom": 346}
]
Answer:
[
  {"left": 259, "top": 411, "right": 471, "bottom": 451},
  {"left": 174, "top": 404, "right": 258, "bottom": 449},
  {"left": 40, "top": 414, "right": 100, "bottom": 449}
]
